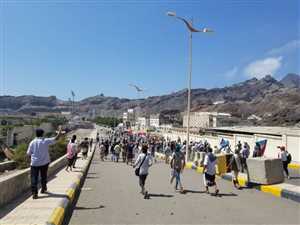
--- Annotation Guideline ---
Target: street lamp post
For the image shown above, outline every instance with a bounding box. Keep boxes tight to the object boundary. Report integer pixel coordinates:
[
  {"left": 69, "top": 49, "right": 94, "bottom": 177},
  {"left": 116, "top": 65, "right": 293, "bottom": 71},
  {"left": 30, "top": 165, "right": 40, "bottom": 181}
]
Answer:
[{"left": 167, "top": 11, "right": 213, "bottom": 162}]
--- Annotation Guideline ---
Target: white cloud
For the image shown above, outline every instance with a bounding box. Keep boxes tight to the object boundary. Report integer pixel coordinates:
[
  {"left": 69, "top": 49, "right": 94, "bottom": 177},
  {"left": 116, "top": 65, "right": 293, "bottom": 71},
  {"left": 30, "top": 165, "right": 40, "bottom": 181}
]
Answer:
[
  {"left": 268, "top": 39, "right": 300, "bottom": 55},
  {"left": 244, "top": 56, "right": 283, "bottom": 78},
  {"left": 224, "top": 66, "right": 238, "bottom": 78}
]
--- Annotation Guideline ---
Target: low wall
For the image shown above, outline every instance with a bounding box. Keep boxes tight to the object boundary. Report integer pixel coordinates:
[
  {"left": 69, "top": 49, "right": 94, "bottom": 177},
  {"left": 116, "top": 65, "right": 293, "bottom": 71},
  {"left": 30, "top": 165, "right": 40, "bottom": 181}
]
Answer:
[
  {"left": 0, "top": 154, "right": 67, "bottom": 208},
  {"left": 0, "top": 161, "right": 16, "bottom": 173},
  {"left": 157, "top": 130, "right": 300, "bottom": 163}
]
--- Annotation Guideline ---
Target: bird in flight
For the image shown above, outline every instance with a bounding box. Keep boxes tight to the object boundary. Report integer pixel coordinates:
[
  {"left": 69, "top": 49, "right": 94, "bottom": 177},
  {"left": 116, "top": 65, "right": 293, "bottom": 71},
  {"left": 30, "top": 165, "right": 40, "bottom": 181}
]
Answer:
[{"left": 129, "top": 84, "right": 145, "bottom": 92}]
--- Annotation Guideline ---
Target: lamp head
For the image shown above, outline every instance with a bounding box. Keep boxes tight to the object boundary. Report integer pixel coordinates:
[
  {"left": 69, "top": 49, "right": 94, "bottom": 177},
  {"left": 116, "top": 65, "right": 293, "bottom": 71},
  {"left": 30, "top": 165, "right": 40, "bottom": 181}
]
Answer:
[
  {"left": 167, "top": 11, "right": 176, "bottom": 17},
  {"left": 203, "top": 28, "right": 214, "bottom": 33}
]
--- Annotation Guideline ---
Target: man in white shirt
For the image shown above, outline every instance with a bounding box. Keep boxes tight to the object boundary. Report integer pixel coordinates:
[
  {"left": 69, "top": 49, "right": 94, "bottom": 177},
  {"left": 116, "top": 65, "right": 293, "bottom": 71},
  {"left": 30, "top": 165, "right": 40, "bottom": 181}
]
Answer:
[
  {"left": 203, "top": 147, "right": 219, "bottom": 195},
  {"left": 27, "top": 127, "right": 62, "bottom": 199},
  {"left": 278, "top": 146, "right": 290, "bottom": 179},
  {"left": 134, "top": 145, "right": 153, "bottom": 197}
]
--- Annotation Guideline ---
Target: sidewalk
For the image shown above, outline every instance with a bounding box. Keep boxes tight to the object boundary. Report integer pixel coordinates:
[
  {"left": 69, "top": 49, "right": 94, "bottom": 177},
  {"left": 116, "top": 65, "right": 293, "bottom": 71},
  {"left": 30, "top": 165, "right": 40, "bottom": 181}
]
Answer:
[{"left": 0, "top": 129, "right": 97, "bottom": 225}]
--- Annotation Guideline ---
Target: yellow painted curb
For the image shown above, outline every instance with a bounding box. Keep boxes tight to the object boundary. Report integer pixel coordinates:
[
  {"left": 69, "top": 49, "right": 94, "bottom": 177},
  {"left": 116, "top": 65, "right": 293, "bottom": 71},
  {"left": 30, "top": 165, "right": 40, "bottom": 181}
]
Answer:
[
  {"left": 196, "top": 167, "right": 204, "bottom": 173},
  {"left": 237, "top": 177, "right": 247, "bottom": 187},
  {"left": 48, "top": 207, "right": 65, "bottom": 225},
  {"left": 289, "top": 163, "right": 300, "bottom": 170},
  {"left": 260, "top": 185, "right": 282, "bottom": 197},
  {"left": 66, "top": 188, "right": 76, "bottom": 201},
  {"left": 75, "top": 178, "right": 81, "bottom": 186},
  {"left": 185, "top": 162, "right": 193, "bottom": 169}
]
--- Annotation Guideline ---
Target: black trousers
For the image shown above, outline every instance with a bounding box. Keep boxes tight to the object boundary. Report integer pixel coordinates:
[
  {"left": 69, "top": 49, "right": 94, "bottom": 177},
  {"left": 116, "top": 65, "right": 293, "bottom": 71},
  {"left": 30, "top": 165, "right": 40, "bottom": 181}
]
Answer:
[
  {"left": 241, "top": 158, "right": 247, "bottom": 172},
  {"left": 31, "top": 164, "right": 49, "bottom": 194},
  {"left": 282, "top": 161, "right": 289, "bottom": 177},
  {"left": 139, "top": 174, "right": 148, "bottom": 188},
  {"left": 73, "top": 153, "right": 78, "bottom": 167}
]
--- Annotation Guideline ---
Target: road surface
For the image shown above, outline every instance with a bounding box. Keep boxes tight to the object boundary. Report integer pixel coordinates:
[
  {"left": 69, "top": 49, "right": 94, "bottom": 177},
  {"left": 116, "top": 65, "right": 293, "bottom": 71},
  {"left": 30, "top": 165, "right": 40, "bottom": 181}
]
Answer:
[{"left": 67, "top": 156, "right": 300, "bottom": 225}]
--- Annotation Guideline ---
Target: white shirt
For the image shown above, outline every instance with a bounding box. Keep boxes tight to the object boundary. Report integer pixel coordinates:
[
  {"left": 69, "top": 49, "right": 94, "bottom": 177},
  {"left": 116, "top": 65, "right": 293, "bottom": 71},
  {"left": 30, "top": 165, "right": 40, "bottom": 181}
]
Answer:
[
  {"left": 279, "top": 151, "right": 288, "bottom": 162},
  {"left": 134, "top": 153, "right": 153, "bottom": 175},
  {"left": 204, "top": 153, "right": 217, "bottom": 176},
  {"left": 27, "top": 137, "right": 56, "bottom": 166}
]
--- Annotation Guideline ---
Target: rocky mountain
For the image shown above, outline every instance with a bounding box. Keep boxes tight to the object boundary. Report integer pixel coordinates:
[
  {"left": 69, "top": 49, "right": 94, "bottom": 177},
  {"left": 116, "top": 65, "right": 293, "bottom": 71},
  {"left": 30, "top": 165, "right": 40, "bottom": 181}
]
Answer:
[
  {"left": 280, "top": 73, "right": 300, "bottom": 88},
  {"left": 0, "top": 74, "right": 299, "bottom": 126}
]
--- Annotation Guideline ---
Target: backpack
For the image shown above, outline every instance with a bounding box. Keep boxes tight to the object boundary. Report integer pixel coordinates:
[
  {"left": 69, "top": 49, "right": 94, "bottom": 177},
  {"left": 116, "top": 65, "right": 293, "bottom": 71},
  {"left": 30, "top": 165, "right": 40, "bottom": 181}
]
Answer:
[{"left": 287, "top": 153, "right": 292, "bottom": 164}]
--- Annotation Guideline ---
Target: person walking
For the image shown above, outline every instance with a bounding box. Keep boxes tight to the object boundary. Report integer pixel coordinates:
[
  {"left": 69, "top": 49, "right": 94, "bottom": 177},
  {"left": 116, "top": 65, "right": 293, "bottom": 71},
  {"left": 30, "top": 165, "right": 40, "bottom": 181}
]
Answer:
[
  {"left": 96, "top": 133, "right": 100, "bottom": 144},
  {"left": 66, "top": 135, "right": 77, "bottom": 172},
  {"left": 253, "top": 143, "right": 261, "bottom": 157},
  {"left": 164, "top": 143, "right": 172, "bottom": 164},
  {"left": 72, "top": 145, "right": 80, "bottom": 168},
  {"left": 236, "top": 141, "right": 242, "bottom": 153},
  {"left": 127, "top": 142, "right": 134, "bottom": 166},
  {"left": 240, "top": 142, "right": 250, "bottom": 173},
  {"left": 114, "top": 142, "right": 121, "bottom": 163},
  {"left": 27, "top": 127, "right": 62, "bottom": 199},
  {"left": 80, "top": 138, "right": 89, "bottom": 160},
  {"left": 203, "top": 147, "right": 219, "bottom": 196},
  {"left": 99, "top": 142, "right": 106, "bottom": 161},
  {"left": 170, "top": 145, "right": 185, "bottom": 193},
  {"left": 134, "top": 145, "right": 153, "bottom": 198},
  {"left": 121, "top": 140, "right": 127, "bottom": 163},
  {"left": 278, "top": 146, "right": 291, "bottom": 179},
  {"left": 228, "top": 149, "right": 242, "bottom": 189},
  {"left": 89, "top": 138, "right": 93, "bottom": 152}
]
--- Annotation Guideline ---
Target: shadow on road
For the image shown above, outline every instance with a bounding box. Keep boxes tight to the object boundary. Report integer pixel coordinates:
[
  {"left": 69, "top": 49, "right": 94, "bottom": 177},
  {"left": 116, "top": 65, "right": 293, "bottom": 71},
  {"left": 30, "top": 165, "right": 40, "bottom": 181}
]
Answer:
[
  {"left": 38, "top": 192, "right": 68, "bottom": 199},
  {"left": 214, "top": 192, "right": 238, "bottom": 197},
  {"left": 147, "top": 193, "right": 174, "bottom": 198},
  {"left": 87, "top": 172, "right": 97, "bottom": 175},
  {"left": 75, "top": 205, "right": 105, "bottom": 210},
  {"left": 86, "top": 176, "right": 99, "bottom": 179},
  {"left": 182, "top": 189, "right": 207, "bottom": 194}
]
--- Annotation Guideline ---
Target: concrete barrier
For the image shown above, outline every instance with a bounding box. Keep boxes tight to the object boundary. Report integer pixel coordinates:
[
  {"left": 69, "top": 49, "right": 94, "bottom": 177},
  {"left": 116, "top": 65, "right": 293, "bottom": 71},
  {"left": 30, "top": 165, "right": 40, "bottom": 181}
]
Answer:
[
  {"left": 0, "top": 154, "right": 68, "bottom": 208},
  {"left": 247, "top": 158, "right": 284, "bottom": 185},
  {"left": 0, "top": 161, "right": 16, "bottom": 173}
]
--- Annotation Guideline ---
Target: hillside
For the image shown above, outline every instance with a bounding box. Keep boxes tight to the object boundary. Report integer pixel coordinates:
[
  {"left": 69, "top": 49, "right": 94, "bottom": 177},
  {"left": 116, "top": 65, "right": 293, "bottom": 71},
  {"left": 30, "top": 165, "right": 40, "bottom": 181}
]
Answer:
[{"left": 0, "top": 74, "right": 299, "bottom": 126}]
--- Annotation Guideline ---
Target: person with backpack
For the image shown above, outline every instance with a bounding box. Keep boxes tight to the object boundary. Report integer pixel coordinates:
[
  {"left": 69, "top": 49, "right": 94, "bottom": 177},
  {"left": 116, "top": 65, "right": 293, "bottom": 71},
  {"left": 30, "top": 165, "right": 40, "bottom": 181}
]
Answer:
[
  {"left": 170, "top": 144, "right": 185, "bottom": 193},
  {"left": 134, "top": 145, "right": 153, "bottom": 198},
  {"left": 278, "top": 146, "right": 291, "bottom": 179},
  {"left": 203, "top": 147, "right": 219, "bottom": 195}
]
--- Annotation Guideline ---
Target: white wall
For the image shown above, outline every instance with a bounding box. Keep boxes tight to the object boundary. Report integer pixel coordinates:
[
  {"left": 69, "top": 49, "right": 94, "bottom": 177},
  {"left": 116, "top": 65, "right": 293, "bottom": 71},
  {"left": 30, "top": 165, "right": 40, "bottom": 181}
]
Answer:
[
  {"left": 286, "top": 135, "right": 300, "bottom": 162},
  {"left": 159, "top": 129, "right": 300, "bottom": 163}
]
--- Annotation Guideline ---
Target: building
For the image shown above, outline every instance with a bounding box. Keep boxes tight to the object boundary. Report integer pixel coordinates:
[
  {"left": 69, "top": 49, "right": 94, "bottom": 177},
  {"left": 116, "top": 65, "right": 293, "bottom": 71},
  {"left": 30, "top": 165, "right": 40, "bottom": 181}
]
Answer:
[
  {"left": 149, "top": 114, "right": 160, "bottom": 128},
  {"left": 123, "top": 109, "right": 136, "bottom": 127},
  {"left": 137, "top": 117, "right": 150, "bottom": 130},
  {"left": 183, "top": 112, "right": 232, "bottom": 128}
]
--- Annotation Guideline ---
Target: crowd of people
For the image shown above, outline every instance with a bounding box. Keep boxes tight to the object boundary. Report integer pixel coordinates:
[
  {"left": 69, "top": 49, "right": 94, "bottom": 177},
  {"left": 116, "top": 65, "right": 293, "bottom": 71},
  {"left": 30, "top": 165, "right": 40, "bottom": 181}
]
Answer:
[
  {"left": 25, "top": 126, "right": 293, "bottom": 200},
  {"left": 93, "top": 129, "right": 294, "bottom": 198}
]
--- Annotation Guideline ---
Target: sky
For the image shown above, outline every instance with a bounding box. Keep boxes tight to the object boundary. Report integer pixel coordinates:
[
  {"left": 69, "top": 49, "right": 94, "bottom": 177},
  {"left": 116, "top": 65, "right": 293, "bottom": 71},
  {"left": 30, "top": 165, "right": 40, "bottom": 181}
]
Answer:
[{"left": 0, "top": 0, "right": 299, "bottom": 100}]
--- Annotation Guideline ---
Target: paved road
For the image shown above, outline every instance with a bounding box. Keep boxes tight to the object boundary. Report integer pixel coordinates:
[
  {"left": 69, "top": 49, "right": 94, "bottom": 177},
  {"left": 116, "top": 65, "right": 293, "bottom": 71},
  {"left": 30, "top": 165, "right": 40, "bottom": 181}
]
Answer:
[
  {"left": 68, "top": 155, "right": 299, "bottom": 225},
  {"left": 285, "top": 169, "right": 300, "bottom": 186}
]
